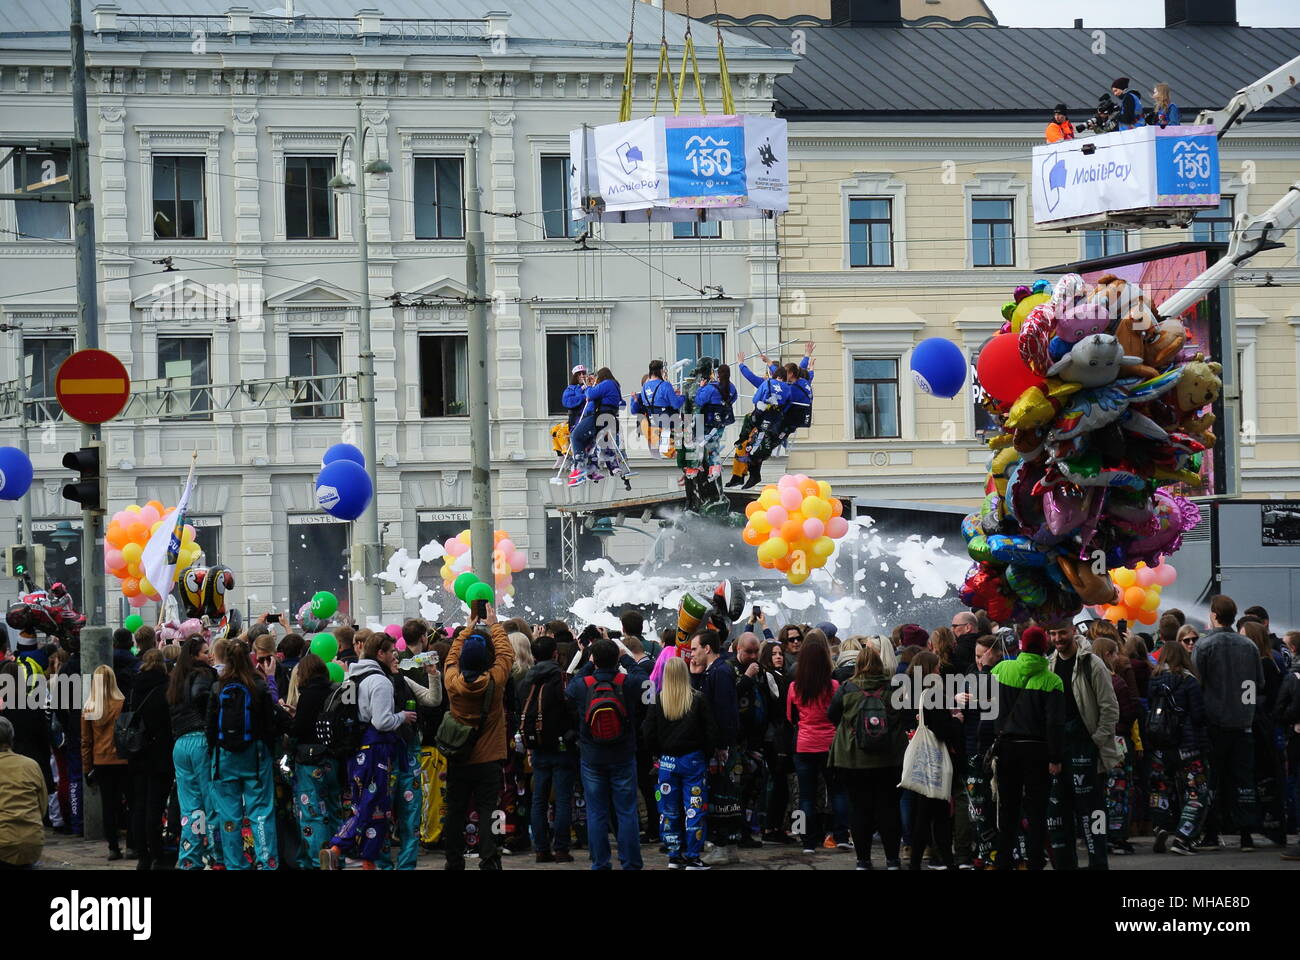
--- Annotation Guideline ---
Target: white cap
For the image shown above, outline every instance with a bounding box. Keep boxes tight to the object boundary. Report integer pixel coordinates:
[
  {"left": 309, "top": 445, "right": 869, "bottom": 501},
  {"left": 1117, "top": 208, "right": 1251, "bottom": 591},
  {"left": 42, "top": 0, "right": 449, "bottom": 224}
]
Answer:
[{"left": 571, "top": 364, "right": 587, "bottom": 375}]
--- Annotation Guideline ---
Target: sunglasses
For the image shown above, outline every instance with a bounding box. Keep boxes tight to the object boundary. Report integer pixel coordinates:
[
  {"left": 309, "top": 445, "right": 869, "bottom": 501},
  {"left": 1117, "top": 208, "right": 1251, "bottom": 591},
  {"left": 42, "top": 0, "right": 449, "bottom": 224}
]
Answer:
[{"left": 257, "top": 655, "right": 273, "bottom": 665}]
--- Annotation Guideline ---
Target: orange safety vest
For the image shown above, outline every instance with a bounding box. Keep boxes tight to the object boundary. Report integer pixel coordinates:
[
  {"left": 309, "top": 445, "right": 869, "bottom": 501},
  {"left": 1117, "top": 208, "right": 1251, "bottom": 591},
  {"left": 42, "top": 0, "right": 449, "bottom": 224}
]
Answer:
[{"left": 1045, "top": 120, "right": 1076, "bottom": 143}]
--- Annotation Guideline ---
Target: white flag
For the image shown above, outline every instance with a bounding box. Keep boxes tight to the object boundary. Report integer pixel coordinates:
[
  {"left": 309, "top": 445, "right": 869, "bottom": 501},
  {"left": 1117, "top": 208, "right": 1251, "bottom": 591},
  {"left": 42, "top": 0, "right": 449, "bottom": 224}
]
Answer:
[{"left": 141, "top": 461, "right": 196, "bottom": 598}]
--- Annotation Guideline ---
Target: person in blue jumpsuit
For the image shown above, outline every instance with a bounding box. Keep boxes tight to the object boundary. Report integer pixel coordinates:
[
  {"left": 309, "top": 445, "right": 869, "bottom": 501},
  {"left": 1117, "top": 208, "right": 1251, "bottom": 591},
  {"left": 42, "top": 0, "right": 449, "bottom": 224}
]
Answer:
[
  {"left": 729, "top": 342, "right": 815, "bottom": 489},
  {"left": 287, "top": 653, "right": 342, "bottom": 870},
  {"left": 206, "top": 640, "right": 287, "bottom": 870},
  {"left": 569, "top": 367, "right": 626, "bottom": 487},
  {"left": 168, "top": 636, "right": 222, "bottom": 870},
  {"left": 631, "top": 359, "right": 685, "bottom": 460},
  {"left": 687, "top": 364, "right": 737, "bottom": 510},
  {"left": 555, "top": 365, "right": 589, "bottom": 469},
  {"left": 765, "top": 357, "right": 815, "bottom": 459}
]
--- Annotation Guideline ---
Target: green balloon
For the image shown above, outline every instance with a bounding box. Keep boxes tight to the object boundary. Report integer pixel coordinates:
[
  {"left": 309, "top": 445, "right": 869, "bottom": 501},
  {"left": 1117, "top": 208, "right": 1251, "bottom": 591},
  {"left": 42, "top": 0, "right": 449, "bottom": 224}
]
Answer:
[
  {"left": 311, "top": 590, "right": 338, "bottom": 619},
  {"left": 465, "top": 581, "right": 495, "bottom": 604},
  {"left": 123, "top": 614, "right": 144, "bottom": 632},
  {"left": 453, "top": 572, "right": 480, "bottom": 601},
  {"left": 310, "top": 631, "right": 338, "bottom": 662},
  {"left": 326, "top": 661, "right": 345, "bottom": 683}
]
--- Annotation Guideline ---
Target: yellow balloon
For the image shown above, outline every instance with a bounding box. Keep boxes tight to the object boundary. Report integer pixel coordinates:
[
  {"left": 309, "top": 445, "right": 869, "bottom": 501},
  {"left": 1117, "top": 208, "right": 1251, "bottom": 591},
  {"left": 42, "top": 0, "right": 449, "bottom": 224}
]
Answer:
[
  {"left": 808, "top": 552, "right": 828, "bottom": 569},
  {"left": 125, "top": 504, "right": 142, "bottom": 514},
  {"left": 750, "top": 513, "right": 772, "bottom": 535},
  {"left": 121, "top": 542, "right": 143, "bottom": 565},
  {"left": 802, "top": 495, "right": 831, "bottom": 522},
  {"left": 758, "top": 489, "right": 779, "bottom": 509},
  {"left": 1112, "top": 567, "right": 1136, "bottom": 589},
  {"left": 1010, "top": 292, "right": 1050, "bottom": 333},
  {"left": 812, "top": 535, "right": 835, "bottom": 558},
  {"left": 817, "top": 480, "right": 833, "bottom": 500},
  {"left": 786, "top": 569, "right": 809, "bottom": 586},
  {"left": 127, "top": 562, "right": 141, "bottom": 578},
  {"left": 138, "top": 576, "right": 154, "bottom": 597},
  {"left": 1141, "top": 591, "right": 1161, "bottom": 612},
  {"left": 150, "top": 520, "right": 163, "bottom": 534},
  {"left": 757, "top": 537, "right": 789, "bottom": 563},
  {"left": 457, "top": 530, "right": 471, "bottom": 546}
]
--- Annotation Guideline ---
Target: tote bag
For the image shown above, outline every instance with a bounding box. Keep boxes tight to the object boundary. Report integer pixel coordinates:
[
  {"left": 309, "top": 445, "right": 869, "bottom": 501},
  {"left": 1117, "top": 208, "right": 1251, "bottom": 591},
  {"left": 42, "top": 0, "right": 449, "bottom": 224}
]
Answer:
[{"left": 898, "top": 708, "right": 953, "bottom": 800}]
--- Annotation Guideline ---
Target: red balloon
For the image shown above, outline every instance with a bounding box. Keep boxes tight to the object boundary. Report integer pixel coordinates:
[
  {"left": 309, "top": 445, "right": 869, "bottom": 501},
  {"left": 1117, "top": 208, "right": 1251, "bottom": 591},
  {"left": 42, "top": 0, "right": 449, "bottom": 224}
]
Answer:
[{"left": 976, "top": 333, "right": 1045, "bottom": 406}]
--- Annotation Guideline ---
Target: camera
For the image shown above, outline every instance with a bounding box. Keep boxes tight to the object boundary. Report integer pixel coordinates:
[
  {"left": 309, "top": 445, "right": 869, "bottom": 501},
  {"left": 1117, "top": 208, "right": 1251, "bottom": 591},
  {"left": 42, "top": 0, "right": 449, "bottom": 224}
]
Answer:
[{"left": 1077, "top": 94, "right": 1118, "bottom": 134}]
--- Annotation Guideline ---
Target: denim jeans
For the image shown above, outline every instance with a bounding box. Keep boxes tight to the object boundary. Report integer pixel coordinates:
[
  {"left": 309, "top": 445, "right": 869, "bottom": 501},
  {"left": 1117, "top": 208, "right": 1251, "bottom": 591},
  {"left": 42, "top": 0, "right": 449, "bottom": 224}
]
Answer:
[
  {"left": 580, "top": 755, "right": 642, "bottom": 870},
  {"left": 531, "top": 749, "right": 578, "bottom": 854},
  {"left": 793, "top": 751, "right": 849, "bottom": 845}
]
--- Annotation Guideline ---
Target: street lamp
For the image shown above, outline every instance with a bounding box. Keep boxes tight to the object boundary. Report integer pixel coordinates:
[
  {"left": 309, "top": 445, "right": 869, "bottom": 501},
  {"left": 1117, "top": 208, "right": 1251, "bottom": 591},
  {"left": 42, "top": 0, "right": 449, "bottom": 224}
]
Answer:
[{"left": 330, "top": 101, "right": 392, "bottom": 626}]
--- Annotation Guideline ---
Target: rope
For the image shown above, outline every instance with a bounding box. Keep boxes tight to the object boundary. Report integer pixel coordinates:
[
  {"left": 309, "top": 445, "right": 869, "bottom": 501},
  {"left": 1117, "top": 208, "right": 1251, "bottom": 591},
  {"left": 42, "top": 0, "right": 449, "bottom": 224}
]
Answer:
[
  {"left": 675, "top": 1, "right": 707, "bottom": 115},
  {"left": 619, "top": 0, "right": 636, "bottom": 122}
]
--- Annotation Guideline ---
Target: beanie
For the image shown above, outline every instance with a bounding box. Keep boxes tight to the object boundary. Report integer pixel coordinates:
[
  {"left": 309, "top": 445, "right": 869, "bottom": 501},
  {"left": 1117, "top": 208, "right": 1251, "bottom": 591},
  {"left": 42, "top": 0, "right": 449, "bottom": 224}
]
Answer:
[
  {"left": 459, "top": 632, "right": 490, "bottom": 679},
  {"left": 1111, "top": 77, "right": 1130, "bottom": 90},
  {"left": 1020, "top": 626, "right": 1049, "bottom": 655},
  {"left": 1053, "top": 102, "right": 1068, "bottom": 114},
  {"left": 816, "top": 621, "right": 838, "bottom": 640},
  {"left": 898, "top": 623, "right": 928, "bottom": 648}
]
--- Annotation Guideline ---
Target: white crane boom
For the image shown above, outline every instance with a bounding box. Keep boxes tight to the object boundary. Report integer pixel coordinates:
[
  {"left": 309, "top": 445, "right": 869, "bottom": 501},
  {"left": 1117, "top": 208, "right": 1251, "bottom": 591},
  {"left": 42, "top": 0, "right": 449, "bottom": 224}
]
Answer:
[{"left": 1195, "top": 53, "right": 1300, "bottom": 138}]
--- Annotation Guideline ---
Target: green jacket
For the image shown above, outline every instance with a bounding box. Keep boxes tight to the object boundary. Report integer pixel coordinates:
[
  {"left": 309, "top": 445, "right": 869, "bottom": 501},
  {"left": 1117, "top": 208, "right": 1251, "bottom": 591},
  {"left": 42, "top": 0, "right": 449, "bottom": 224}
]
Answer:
[
  {"left": 991, "top": 652, "right": 1063, "bottom": 692},
  {"left": 827, "top": 674, "right": 907, "bottom": 770}
]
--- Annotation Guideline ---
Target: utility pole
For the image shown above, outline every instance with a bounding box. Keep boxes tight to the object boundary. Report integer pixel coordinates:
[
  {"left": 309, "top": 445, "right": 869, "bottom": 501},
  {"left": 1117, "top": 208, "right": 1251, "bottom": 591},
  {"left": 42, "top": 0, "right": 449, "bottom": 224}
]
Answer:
[
  {"left": 70, "top": 0, "right": 111, "bottom": 843},
  {"left": 464, "top": 137, "right": 494, "bottom": 587}
]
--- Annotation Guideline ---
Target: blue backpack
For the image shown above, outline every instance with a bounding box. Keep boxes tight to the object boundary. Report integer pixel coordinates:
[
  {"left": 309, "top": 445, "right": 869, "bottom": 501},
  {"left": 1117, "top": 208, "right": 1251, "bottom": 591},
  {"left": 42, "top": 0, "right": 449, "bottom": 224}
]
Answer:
[{"left": 215, "top": 682, "right": 256, "bottom": 752}]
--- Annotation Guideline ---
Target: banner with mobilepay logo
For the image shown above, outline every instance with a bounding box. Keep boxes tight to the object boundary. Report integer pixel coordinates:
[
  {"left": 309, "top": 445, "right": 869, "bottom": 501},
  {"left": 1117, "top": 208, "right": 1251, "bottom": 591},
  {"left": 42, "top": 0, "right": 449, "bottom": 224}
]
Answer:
[
  {"left": 1033, "top": 124, "right": 1219, "bottom": 227},
  {"left": 570, "top": 115, "right": 787, "bottom": 221}
]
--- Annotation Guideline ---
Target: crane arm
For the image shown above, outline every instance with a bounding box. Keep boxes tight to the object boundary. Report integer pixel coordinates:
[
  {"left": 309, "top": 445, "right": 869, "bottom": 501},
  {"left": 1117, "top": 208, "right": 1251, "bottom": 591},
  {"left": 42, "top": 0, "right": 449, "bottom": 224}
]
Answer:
[{"left": 1195, "top": 54, "right": 1300, "bottom": 139}]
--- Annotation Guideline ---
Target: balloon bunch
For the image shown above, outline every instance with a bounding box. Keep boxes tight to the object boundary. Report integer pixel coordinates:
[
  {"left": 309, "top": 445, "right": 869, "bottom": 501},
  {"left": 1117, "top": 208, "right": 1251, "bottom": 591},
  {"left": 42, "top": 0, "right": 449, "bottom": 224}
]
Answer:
[
  {"left": 1095, "top": 560, "right": 1178, "bottom": 625},
  {"left": 450, "top": 571, "right": 496, "bottom": 609},
  {"left": 742, "top": 474, "right": 850, "bottom": 586},
  {"left": 316, "top": 443, "right": 374, "bottom": 522},
  {"left": 307, "top": 630, "right": 346, "bottom": 682},
  {"left": 105, "top": 501, "right": 202, "bottom": 608},
  {"left": 440, "top": 529, "right": 527, "bottom": 598},
  {"left": 960, "top": 274, "right": 1212, "bottom": 624},
  {"left": 295, "top": 590, "right": 339, "bottom": 634}
]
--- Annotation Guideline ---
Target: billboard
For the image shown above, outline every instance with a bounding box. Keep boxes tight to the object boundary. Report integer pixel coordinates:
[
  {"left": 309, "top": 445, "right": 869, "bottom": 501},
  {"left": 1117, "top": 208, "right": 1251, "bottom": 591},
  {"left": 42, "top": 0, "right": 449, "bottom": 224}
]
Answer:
[{"left": 1033, "top": 125, "right": 1219, "bottom": 226}]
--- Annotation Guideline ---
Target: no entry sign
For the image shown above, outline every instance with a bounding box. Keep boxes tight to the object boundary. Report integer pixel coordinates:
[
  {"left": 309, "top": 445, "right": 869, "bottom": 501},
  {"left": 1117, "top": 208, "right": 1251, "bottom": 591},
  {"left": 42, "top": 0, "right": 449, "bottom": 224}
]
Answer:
[{"left": 55, "top": 349, "right": 130, "bottom": 424}]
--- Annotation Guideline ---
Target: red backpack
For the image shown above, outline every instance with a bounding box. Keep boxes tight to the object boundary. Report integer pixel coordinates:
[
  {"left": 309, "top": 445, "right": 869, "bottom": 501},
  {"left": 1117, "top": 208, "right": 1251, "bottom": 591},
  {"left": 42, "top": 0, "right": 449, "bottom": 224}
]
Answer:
[{"left": 583, "top": 673, "right": 629, "bottom": 743}]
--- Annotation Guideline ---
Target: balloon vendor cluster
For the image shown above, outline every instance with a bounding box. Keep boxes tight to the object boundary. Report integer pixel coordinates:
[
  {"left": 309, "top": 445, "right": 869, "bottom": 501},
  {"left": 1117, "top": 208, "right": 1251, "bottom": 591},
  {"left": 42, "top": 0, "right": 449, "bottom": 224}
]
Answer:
[
  {"left": 105, "top": 501, "right": 201, "bottom": 608},
  {"left": 743, "top": 474, "right": 850, "bottom": 586},
  {"left": 1094, "top": 559, "right": 1179, "bottom": 626},
  {"left": 439, "top": 528, "right": 527, "bottom": 598},
  {"left": 958, "top": 274, "right": 1218, "bottom": 624}
]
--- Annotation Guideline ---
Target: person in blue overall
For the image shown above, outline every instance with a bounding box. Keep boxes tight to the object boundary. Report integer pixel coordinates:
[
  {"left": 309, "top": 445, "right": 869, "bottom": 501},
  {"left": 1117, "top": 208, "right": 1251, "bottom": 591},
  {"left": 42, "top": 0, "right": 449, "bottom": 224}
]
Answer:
[
  {"left": 727, "top": 355, "right": 785, "bottom": 489},
  {"left": 206, "top": 640, "right": 287, "bottom": 870},
  {"left": 322, "top": 632, "right": 418, "bottom": 869},
  {"left": 764, "top": 357, "right": 815, "bottom": 462},
  {"left": 686, "top": 363, "right": 737, "bottom": 511},
  {"left": 631, "top": 359, "right": 685, "bottom": 460},
  {"left": 568, "top": 367, "right": 626, "bottom": 488},
  {"left": 555, "top": 365, "right": 590, "bottom": 469},
  {"left": 1111, "top": 78, "right": 1144, "bottom": 131}
]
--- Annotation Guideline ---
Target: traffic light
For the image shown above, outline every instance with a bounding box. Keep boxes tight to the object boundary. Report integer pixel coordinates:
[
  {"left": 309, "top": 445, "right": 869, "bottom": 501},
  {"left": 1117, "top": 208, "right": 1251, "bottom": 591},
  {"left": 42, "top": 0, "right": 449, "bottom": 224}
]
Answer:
[
  {"left": 62, "top": 441, "right": 106, "bottom": 513},
  {"left": 4, "top": 544, "right": 45, "bottom": 587}
]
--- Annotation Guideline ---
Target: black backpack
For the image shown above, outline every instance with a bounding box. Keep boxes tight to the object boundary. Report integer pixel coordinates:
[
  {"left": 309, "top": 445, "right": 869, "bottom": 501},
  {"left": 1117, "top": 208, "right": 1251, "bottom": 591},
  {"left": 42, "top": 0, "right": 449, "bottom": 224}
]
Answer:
[
  {"left": 113, "top": 685, "right": 158, "bottom": 760},
  {"left": 519, "top": 672, "right": 570, "bottom": 752},
  {"left": 316, "top": 679, "right": 364, "bottom": 758},
  {"left": 1145, "top": 680, "right": 1185, "bottom": 751},
  {"left": 847, "top": 682, "right": 892, "bottom": 754},
  {"left": 214, "top": 682, "right": 256, "bottom": 753}
]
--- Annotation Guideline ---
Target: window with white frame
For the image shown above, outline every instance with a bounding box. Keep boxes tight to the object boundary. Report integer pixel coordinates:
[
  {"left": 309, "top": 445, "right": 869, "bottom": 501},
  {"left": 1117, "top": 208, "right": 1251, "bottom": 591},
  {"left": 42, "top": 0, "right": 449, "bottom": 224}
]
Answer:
[
  {"left": 285, "top": 156, "right": 337, "bottom": 239},
  {"left": 541, "top": 155, "right": 576, "bottom": 238},
  {"left": 152, "top": 156, "right": 206, "bottom": 239},
  {"left": 289, "top": 335, "right": 343, "bottom": 419},
  {"left": 676, "top": 330, "right": 725, "bottom": 368},
  {"left": 158, "top": 336, "right": 212, "bottom": 421},
  {"left": 672, "top": 220, "right": 722, "bottom": 239},
  {"left": 419, "top": 335, "right": 469, "bottom": 417},
  {"left": 13, "top": 150, "right": 72, "bottom": 241},
  {"left": 413, "top": 157, "right": 464, "bottom": 239},
  {"left": 22, "top": 337, "right": 73, "bottom": 422},
  {"left": 852, "top": 358, "right": 901, "bottom": 439},
  {"left": 546, "top": 333, "right": 595, "bottom": 415},
  {"left": 1192, "top": 196, "right": 1234, "bottom": 244},
  {"left": 1082, "top": 228, "right": 1127, "bottom": 259},
  {"left": 971, "top": 197, "right": 1014, "bottom": 267},
  {"left": 848, "top": 197, "right": 893, "bottom": 267}
]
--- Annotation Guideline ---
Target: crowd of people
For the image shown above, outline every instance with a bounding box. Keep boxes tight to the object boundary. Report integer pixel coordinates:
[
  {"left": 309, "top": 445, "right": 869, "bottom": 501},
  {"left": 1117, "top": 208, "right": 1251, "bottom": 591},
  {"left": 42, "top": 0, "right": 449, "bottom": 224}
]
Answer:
[{"left": 2, "top": 591, "right": 1299, "bottom": 871}]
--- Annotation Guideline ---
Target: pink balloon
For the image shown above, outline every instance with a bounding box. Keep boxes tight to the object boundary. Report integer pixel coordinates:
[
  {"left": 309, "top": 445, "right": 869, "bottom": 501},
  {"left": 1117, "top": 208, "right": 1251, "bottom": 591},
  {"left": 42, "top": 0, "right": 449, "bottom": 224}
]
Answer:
[
  {"left": 498, "top": 538, "right": 515, "bottom": 556},
  {"left": 779, "top": 486, "right": 803, "bottom": 511},
  {"left": 803, "top": 517, "right": 825, "bottom": 540},
  {"left": 128, "top": 594, "right": 148, "bottom": 608},
  {"left": 793, "top": 474, "right": 811, "bottom": 487},
  {"left": 106, "top": 549, "right": 125, "bottom": 570},
  {"left": 1156, "top": 563, "right": 1178, "bottom": 586},
  {"left": 138, "top": 505, "right": 161, "bottom": 527},
  {"left": 509, "top": 551, "right": 527, "bottom": 573},
  {"left": 446, "top": 539, "right": 467, "bottom": 557},
  {"left": 112, "top": 511, "right": 131, "bottom": 528},
  {"left": 1135, "top": 566, "right": 1157, "bottom": 587},
  {"left": 826, "top": 516, "right": 849, "bottom": 539},
  {"left": 182, "top": 523, "right": 196, "bottom": 541},
  {"left": 777, "top": 474, "right": 798, "bottom": 489},
  {"left": 766, "top": 505, "right": 788, "bottom": 527},
  {"left": 384, "top": 624, "right": 403, "bottom": 641},
  {"left": 395, "top": 637, "right": 407, "bottom": 652},
  {"left": 443, "top": 537, "right": 458, "bottom": 554}
]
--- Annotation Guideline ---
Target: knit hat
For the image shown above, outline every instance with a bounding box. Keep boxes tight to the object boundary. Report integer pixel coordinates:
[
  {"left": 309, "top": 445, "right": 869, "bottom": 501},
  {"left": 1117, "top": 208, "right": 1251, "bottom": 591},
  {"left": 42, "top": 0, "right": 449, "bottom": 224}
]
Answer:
[
  {"left": 1111, "top": 77, "right": 1130, "bottom": 90},
  {"left": 1053, "top": 102, "right": 1068, "bottom": 114},
  {"left": 898, "top": 623, "right": 928, "bottom": 648},
  {"left": 459, "top": 631, "right": 490, "bottom": 680},
  {"left": 816, "top": 621, "right": 838, "bottom": 640},
  {"left": 1020, "top": 626, "right": 1049, "bottom": 655}
]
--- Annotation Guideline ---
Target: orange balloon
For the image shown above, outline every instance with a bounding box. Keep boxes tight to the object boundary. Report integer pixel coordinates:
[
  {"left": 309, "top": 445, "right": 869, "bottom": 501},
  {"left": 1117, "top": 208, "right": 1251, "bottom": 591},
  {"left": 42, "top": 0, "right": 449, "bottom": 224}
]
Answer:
[
  {"left": 1123, "top": 586, "right": 1147, "bottom": 610},
  {"left": 493, "top": 529, "right": 508, "bottom": 545},
  {"left": 745, "top": 501, "right": 760, "bottom": 519},
  {"left": 779, "top": 519, "right": 803, "bottom": 543},
  {"left": 1103, "top": 605, "right": 1127, "bottom": 623},
  {"left": 146, "top": 500, "right": 165, "bottom": 515},
  {"left": 759, "top": 558, "right": 776, "bottom": 570},
  {"left": 106, "top": 524, "right": 130, "bottom": 549},
  {"left": 799, "top": 479, "right": 820, "bottom": 499},
  {"left": 742, "top": 525, "right": 764, "bottom": 546},
  {"left": 787, "top": 511, "right": 804, "bottom": 527},
  {"left": 1136, "top": 608, "right": 1157, "bottom": 626},
  {"left": 121, "top": 577, "right": 141, "bottom": 598},
  {"left": 127, "top": 522, "right": 150, "bottom": 544},
  {"left": 830, "top": 498, "right": 843, "bottom": 518},
  {"left": 774, "top": 555, "right": 792, "bottom": 572}
]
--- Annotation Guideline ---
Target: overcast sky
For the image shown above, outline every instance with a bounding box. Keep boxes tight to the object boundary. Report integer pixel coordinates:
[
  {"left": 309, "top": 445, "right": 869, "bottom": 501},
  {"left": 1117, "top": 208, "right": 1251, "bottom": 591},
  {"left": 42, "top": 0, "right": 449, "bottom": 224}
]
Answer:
[{"left": 985, "top": 0, "right": 1300, "bottom": 27}]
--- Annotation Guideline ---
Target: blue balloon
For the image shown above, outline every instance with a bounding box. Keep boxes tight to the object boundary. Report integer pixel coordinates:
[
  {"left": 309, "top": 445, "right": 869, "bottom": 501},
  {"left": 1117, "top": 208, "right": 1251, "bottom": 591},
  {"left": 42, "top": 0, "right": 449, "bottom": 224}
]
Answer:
[
  {"left": 0, "top": 446, "right": 33, "bottom": 501},
  {"left": 909, "top": 337, "right": 967, "bottom": 399},
  {"left": 322, "top": 442, "right": 365, "bottom": 469},
  {"left": 315, "top": 459, "right": 373, "bottom": 522}
]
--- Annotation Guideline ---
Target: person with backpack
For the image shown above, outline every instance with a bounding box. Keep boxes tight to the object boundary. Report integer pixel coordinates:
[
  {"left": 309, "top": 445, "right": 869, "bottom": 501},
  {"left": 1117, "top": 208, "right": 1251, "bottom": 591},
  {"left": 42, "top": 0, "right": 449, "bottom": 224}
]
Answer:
[
  {"left": 287, "top": 652, "right": 343, "bottom": 870},
  {"left": 321, "top": 632, "right": 419, "bottom": 870},
  {"left": 1147, "top": 640, "right": 1210, "bottom": 855},
  {"left": 642, "top": 656, "right": 721, "bottom": 869},
  {"left": 518, "top": 635, "right": 578, "bottom": 863},
  {"left": 123, "top": 649, "right": 175, "bottom": 870},
  {"left": 566, "top": 637, "right": 649, "bottom": 870},
  {"left": 167, "top": 636, "right": 221, "bottom": 870},
  {"left": 828, "top": 645, "right": 907, "bottom": 870},
  {"left": 440, "top": 607, "right": 514, "bottom": 871},
  {"left": 206, "top": 639, "right": 287, "bottom": 870},
  {"left": 81, "top": 664, "right": 131, "bottom": 861},
  {"left": 988, "top": 627, "right": 1064, "bottom": 870}
]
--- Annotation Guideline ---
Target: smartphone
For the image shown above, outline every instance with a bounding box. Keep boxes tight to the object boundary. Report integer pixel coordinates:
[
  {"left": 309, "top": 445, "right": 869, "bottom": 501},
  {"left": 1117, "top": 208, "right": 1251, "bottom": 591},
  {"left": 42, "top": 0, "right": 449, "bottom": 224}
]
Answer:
[
  {"left": 471, "top": 599, "right": 488, "bottom": 620},
  {"left": 268, "top": 613, "right": 282, "bottom": 624},
  {"left": 752, "top": 605, "right": 762, "bottom": 621}
]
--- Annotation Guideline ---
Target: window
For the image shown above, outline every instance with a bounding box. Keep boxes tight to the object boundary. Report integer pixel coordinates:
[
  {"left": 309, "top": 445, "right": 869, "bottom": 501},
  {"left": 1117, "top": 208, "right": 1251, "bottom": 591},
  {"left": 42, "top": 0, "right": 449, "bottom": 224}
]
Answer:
[
  {"left": 546, "top": 333, "right": 595, "bottom": 415},
  {"left": 413, "top": 157, "right": 464, "bottom": 239},
  {"left": 1082, "top": 228, "right": 1127, "bottom": 259},
  {"left": 32, "top": 522, "right": 83, "bottom": 613},
  {"left": 848, "top": 197, "right": 893, "bottom": 267},
  {"left": 152, "top": 156, "right": 206, "bottom": 239},
  {"left": 672, "top": 220, "right": 722, "bottom": 239},
  {"left": 418, "top": 335, "right": 468, "bottom": 417},
  {"left": 289, "top": 335, "right": 343, "bottom": 419},
  {"left": 675, "top": 331, "right": 725, "bottom": 368},
  {"left": 14, "top": 150, "right": 71, "bottom": 240},
  {"left": 852, "top": 358, "right": 900, "bottom": 439},
  {"left": 1192, "top": 196, "right": 1234, "bottom": 244},
  {"left": 288, "top": 519, "right": 350, "bottom": 621},
  {"left": 971, "top": 197, "right": 1014, "bottom": 267},
  {"left": 541, "top": 155, "right": 576, "bottom": 239},
  {"left": 284, "top": 156, "right": 336, "bottom": 239},
  {"left": 22, "top": 338, "right": 73, "bottom": 422},
  {"left": 969, "top": 346, "right": 999, "bottom": 438},
  {"left": 157, "top": 337, "right": 211, "bottom": 420}
]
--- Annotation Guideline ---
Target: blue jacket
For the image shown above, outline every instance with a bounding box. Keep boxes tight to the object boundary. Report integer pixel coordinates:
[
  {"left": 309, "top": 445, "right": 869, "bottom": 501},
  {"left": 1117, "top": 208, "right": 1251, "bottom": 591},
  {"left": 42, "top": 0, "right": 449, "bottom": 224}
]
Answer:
[
  {"left": 562, "top": 384, "right": 587, "bottom": 411},
  {"left": 1116, "top": 89, "right": 1144, "bottom": 130},
  {"left": 579, "top": 379, "right": 625, "bottom": 420},
  {"left": 637, "top": 377, "right": 683, "bottom": 414},
  {"left": 1155, "top": 101, "right": 1180, "bottom": 126},
  {"left": 695, "top": 381, "right": 737, "bottom": 429},
  {"left": 566, "top": 654, "right": 650, "bottom": 764},
  {"left": 738, "top": 363, "right": 783, "bottom": 408},
  {"left": 690, "top": 656, "right": 740, "bottom": 746}
]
